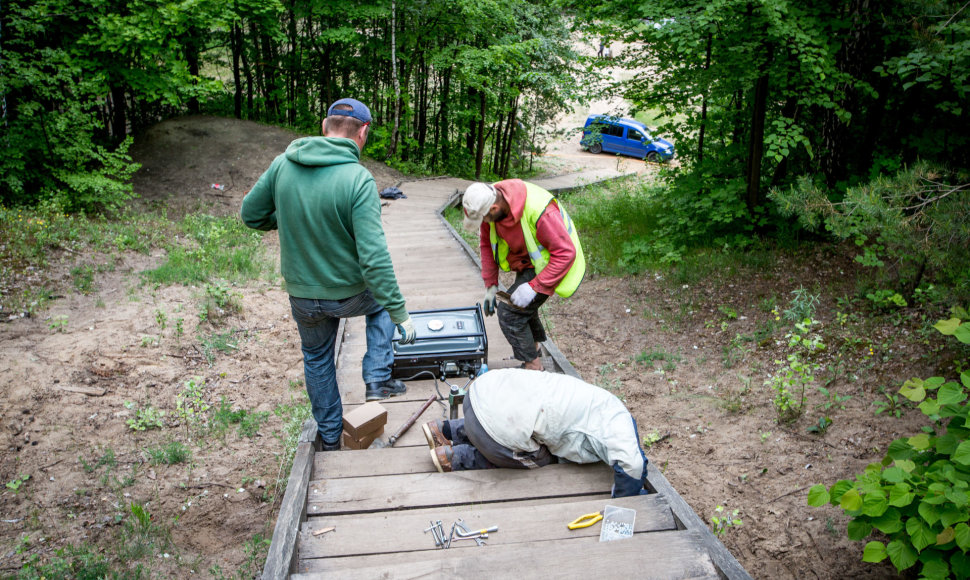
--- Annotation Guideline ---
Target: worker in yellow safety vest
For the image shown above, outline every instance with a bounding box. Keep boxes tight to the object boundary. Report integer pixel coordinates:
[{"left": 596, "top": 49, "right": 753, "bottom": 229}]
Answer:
[{"left": 462, "top": 179, "right": 585, "bottom": 371}]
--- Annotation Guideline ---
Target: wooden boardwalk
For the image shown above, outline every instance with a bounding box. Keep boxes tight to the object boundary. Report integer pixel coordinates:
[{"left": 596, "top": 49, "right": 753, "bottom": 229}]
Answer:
[{"left": 262, "top": 176, "right": 752, "bottom": 580}]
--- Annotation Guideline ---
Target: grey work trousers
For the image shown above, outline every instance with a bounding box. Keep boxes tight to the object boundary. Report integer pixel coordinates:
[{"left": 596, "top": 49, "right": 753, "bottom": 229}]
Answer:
[
  {"left": 497, "top": 269, "right": 549, "bottom": 363},
  {"left": 444, "top": 395, "right": 555, "bottom": 471}
]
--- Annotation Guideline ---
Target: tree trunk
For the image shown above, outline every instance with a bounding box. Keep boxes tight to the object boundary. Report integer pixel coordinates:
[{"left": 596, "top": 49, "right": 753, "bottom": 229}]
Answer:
[
  {"left": 231, "top": 23, "right": 243, "bottom": 119},
  {"left": 386, "top": 3, "right": 401, "bottom": 158},
  {"left": 745, "top": 71, "right": 769, "bottom": 211},
  {"left": 474, "top": 89, "right": 486, "bottom": 180},
  {"left": 697, "top": 34, "right": 712, "bottom": 166},
  {"left": 286, "top": 0, "right": 298, "bottom": 125},
  {"left": 110, "top": 85, "right": 127, "bottom": 139},
  {"left": 438, "top": 66, "right": 452, "bottom": 169}
]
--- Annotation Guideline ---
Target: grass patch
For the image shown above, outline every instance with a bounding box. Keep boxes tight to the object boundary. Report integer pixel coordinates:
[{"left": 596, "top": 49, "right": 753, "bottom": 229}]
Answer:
[
  {"left": 141, "top": 214, "right": 271, "bottom": 285},
  {"left": 145, "top": 440, "right": 192, "bottom": 465},
  {"left": 198, "top": 330, "right": 240, "bottom": 365},
  {"left": 212, "top": 397, "right": 271, "bottom": 439},
  {"left": 634, "top": 348, "right": 682, "bottom": 371}
]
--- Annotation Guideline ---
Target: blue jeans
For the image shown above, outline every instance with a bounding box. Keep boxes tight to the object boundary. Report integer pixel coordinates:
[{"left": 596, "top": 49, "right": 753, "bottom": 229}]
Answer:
[{"left": 289, "top": 292, "right": 395, "bottom": 444}]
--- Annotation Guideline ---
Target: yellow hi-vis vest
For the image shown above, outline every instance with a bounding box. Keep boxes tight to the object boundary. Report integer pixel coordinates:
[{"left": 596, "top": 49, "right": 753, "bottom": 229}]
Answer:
[{"left": 489, "top": 182, "right": 586, "bottom": 298}]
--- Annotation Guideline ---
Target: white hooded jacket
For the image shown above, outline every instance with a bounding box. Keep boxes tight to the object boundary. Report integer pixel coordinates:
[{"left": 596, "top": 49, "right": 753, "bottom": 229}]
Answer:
[{"left": 468, "top": 368, "right": 645, "bottom": 480}]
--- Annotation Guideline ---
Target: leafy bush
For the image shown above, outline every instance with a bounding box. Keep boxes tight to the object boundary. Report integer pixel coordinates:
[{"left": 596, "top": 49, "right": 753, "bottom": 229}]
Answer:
[
  {"left": 772, "top": 163, "right": 970, "bottom": 298},
  {"left": 807, "top": 309, "right": 970, "bottom": 578}
]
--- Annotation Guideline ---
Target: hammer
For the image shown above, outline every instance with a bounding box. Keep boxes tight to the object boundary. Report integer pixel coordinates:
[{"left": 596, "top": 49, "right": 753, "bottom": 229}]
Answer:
[{"left": 371, "top": 393, "right": 438, "bottom": 448}]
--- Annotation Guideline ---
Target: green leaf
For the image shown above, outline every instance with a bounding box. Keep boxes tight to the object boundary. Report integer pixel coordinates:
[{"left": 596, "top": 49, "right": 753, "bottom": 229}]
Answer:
[
  {"left": 847, "top": 519, "right": 873, "bottom": 540},
  {"left": 955, "top": 523, "right": 970, "bottom": 551},
  {"left": 907, "top": 517, "right": 936, "bottom": 551},
  {"left": 862, "top": 540, "right": 887, "bottom": 563},
  {"left": 888, "top": 484, "right": 915, "bottom": 508},
  {"left": 840, "top": 488, "right": 863, "bottom": 511},
  {"left": 881, "top": 466, "right": 905, "bottom": 483},
  {"left": 871, "top": 507, "right": 904, "bottom": 534},
  {"left": 887, "top": 439, "right": 915, "bottom": 461},
  {"left": 919, "top": 501, "right": 943, "bottom": 526},
  {"left": 862, "top": 492, "right": 889, "bottom": 517},
  {"left": 934, "top": 318, "right": 961, "bottom": 335},
  {"left": 887, "top": 539, "right": 919, "bottom": 570},
  {"left": 938, "top": 382, "right": 967, "bottom": 406},
  {"left": 919, "top": 398, "right": 941, "bottom": 417},
  {"left": 939, "top": 508, "right": 967, "bottom": 529},
  {"left": 830, "top": 480, "right": 854, "bottom": 505},
  {"left": 963, "top": 371, "right": 970, "bottom": 389},
  {"left": 919, "top": 553, "right": 950, "bottom": 579},
  {"left": 895, "top": 459, "right": 916, "bottom": 473},
  {"left": 954, "top": 441, "right": 970, "bottom": 466},
  {"left": 807, "top": 484, "right": 830, "bottom": 507},
  {"left": 908, "top": 433, "right": 931, "bottom": 450},
  {"left": 953, "top": 551, "right": 970, "bottom": 579},
  {"left": 955, "top": 323, "right": 970, "bottom": 344},
  {"left": 900, "top": 378, "right": 926, "bottom": 402}
]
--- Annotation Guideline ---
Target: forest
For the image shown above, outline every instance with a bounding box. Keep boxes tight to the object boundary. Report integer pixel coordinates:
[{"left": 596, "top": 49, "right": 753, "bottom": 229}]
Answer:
[
  {"left": 1, "top": 0, "right": 970, "bottom": 578},
  {"left": 3, "top": 0, "right": 968, "bottom": 295}
]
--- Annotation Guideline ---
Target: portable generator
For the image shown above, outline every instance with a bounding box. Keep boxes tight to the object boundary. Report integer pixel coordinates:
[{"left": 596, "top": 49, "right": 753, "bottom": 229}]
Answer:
[{"left": 391, "top": 306, "right": 487, "bottom": 380}]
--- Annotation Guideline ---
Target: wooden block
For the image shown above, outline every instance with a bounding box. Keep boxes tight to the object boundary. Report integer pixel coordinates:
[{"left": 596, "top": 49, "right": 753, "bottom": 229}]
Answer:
[
  {"left": 342, "top": 426, "right": 384, "bottom": 450},
  {"left": 342, "top": 402, "right": 387, "bottom": 439}
]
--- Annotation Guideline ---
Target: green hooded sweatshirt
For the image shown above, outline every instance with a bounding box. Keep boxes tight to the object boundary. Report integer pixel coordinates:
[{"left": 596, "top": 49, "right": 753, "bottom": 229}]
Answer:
[{"left": 241, "top": 136, "right": 408, "bottom": 323}]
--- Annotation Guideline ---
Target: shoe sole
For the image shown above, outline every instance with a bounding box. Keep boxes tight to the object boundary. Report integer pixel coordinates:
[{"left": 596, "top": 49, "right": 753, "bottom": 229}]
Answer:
[
  {"left": 365, "top": 391, "right": 406, "bottom": 402},
  {"left": 430, "top": 448, "right": 445, "bottom": 473},
  {"left": 422, "top": 423, "right": 436, "bottom": 449}
]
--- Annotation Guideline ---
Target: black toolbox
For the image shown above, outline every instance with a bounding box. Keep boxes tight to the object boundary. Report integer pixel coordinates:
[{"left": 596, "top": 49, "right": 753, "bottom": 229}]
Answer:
[{"left": 392, "top": 306, "right": 487, "bottom": 380}]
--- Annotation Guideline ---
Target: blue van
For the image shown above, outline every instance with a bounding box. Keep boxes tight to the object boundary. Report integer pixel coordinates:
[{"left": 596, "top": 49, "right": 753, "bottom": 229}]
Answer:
[{"left": 581, "top": 115, "right": 675, "bottom": 162}]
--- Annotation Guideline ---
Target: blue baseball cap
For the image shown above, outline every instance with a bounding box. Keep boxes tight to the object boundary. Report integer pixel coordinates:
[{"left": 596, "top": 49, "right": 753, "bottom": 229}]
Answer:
[{"left": 327, "top": 98, "right": 372, "bottom": 124}]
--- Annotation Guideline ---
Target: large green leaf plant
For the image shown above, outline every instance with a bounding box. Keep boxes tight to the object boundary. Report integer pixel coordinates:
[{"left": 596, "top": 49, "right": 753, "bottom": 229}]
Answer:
[{"left": 808, "top": 307, "right": 970, "bottom": 578}]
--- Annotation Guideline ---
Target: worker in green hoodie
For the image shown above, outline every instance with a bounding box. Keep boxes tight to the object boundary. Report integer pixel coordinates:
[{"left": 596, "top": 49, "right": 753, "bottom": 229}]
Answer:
[{"left": 241, "top": 98, "right": 416, "bottom": 451}]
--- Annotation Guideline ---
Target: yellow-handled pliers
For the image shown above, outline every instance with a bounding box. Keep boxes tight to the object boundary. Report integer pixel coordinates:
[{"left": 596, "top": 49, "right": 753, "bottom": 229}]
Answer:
[{"left": 567, "top": 512, "right": 603, "bottom": 530}]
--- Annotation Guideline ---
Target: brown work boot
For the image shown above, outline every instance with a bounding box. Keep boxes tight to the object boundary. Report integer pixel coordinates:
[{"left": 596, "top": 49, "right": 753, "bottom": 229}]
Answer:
[
  {"left": 422, "top": 420, "right": 450, "bottom": 449},
  {"left": 430, "top": 445, "right": 454, "bottom": 473}
]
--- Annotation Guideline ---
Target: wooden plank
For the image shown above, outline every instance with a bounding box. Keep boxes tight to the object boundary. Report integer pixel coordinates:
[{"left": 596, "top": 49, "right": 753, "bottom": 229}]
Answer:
[
  {"left": 299, "top": 494, "right": 676, "bottom": 560},
  {"left": 645, "top": 462, "right": 753, "bottom": 580},
  {"left": 314, "top": 444, "right": 435, "bottom": 478},
  {"left": 261, "top": 437, "right": 315, "bottom": 580},
  {"left": 292, "top": 529, "right": 719, "bottom": 579},
  {"left": 306, "top": 462, "right": 614, "bottom": 516}
]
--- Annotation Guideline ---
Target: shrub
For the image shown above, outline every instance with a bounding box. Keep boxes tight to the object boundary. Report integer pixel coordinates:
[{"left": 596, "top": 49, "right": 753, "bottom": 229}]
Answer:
[{"left": 807, "top": 308, "right": 970, "bottom": 578}]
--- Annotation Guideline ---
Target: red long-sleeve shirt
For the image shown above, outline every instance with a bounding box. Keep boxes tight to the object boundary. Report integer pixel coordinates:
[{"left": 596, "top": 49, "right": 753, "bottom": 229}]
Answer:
[{"left": 479, "top": 179, "right": 577, "bottom": 295}]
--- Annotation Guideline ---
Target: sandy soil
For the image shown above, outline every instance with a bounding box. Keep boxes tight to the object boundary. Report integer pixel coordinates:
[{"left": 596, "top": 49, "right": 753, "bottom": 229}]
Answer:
[{"left": 0, "top": 114, "right": 939, "bottom": 579}]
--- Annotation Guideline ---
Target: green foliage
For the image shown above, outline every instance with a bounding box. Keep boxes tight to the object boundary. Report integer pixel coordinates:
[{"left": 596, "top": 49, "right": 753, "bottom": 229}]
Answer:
[
  {"left": 142, "top": 214, "right": 268, "bottom": 286},
  {"left": 807, "top": 313, "right": 970, "bottom": 577},
  {"left": 123, "top": 401, "right": 165, "bottom": 431},
  {"left": 6, "top": 474, "right": 30, "bottom": 493},
  {"left": 13, "top": 543, "right": 110, "bottom": 580},
  {"left": 710, "top": 505, "right": 742, "bottom": 537},
  {"left": 212, "top": 397, "right": 270, "bottom": 440},
  {"left": 175, "top": 378, "right": 211, "bottom": 437},
  {"left": 767, "top": 353, "right": 816, "bottom": 423},
  {"left": 783, "top": 288, "right": 820, "bottom": 323},
  {"left": 866, "top": 290, "right": 908, "bottom": 310},
  {"left": 773, "top": 164, "right": 970, "bottom": 296},
  {"left": 806, "top": 416, "right": 833, "bottom": 435},
  {"left": 145, "top": 441, "right": 191, "bottom": 465},
  {"left": 198, "top": 331, "right": 240, "bottom": 365}
]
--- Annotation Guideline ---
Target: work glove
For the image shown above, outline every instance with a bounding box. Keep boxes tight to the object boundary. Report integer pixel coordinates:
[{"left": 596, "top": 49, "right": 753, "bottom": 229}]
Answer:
[
  {"left": 510, "top": 283, "right": 538, "bottom": 308},
  {"left": 396, "top": 317, "right": 416, "bottom": 345},
  {"left": 483, "top": 285, "right": 498, "bottom": 316}
]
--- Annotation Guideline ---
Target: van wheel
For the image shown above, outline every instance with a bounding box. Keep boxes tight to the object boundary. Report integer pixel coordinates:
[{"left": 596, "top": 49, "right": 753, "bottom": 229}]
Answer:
[
  {"left": 645, "top": 151, "right": 660, "bottom": 163},
  {"left": 589, "top": 143, "right": 602, "bottom": 154}
]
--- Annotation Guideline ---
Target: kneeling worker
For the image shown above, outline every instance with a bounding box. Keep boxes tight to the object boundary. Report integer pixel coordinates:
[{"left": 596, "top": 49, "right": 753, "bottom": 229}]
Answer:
[{"left": 423, "top": 368, "right": 648, "bottom": 498}]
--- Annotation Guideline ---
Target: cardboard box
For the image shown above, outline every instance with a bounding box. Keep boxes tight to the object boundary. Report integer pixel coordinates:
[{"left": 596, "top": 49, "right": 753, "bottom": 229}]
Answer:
[
  {"left": 342, "top": 402, "right": 388, "bottom": 439},
  {"left": 342, "top": 425, "right": 384, "bottom": 450}
]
